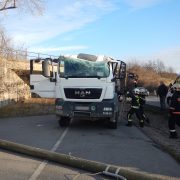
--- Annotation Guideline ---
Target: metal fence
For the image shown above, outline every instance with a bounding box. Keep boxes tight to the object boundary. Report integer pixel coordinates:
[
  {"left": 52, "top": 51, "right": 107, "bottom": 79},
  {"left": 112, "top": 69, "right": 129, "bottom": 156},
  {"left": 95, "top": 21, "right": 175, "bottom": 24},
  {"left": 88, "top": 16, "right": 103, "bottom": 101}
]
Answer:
[{"left": 0, "top": 48, "right": 59, "bottom": 61}]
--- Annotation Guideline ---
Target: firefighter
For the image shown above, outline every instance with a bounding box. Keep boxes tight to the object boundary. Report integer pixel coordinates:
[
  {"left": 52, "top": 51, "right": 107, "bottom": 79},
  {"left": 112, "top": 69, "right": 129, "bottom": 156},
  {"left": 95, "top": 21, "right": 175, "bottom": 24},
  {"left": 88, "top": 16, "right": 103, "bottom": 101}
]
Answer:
[
  {"left": 126, "top": 88, "right": 144, "bottom": 127},
  {"left": 168, "top": 83, "right": 180, "bottom": 139}
]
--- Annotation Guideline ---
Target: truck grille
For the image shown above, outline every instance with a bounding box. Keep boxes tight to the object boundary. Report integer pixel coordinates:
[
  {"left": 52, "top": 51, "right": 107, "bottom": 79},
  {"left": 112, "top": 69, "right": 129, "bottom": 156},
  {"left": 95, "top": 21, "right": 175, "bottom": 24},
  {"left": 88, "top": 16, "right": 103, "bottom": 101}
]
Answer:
[{"left": 64, "top": 88, "right": 102, "bottom": 99}]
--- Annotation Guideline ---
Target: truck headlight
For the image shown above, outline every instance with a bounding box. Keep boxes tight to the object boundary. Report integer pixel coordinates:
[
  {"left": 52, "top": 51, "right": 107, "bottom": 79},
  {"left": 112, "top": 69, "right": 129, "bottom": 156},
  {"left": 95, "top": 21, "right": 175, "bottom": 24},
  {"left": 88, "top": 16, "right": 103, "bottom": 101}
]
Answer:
[{"left": 56, "top": 105, "right": 63, "bottom": 110}]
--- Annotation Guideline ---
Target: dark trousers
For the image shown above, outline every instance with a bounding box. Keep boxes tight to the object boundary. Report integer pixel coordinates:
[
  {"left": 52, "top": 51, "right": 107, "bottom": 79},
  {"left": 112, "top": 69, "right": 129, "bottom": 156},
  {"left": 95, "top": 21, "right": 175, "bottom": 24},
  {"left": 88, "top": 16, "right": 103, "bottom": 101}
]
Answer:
[
  {"left": 168, "top": 114, "right": 180, "bottom": 131},
  {"left": 159, "top": 96, "right": 166, "bottom": 110},
  {"left": 127, "top": 107, "right": 143, "bottom": 122},
  {"left": 139, "top": 105, "right": 146, "bottom": 119}
]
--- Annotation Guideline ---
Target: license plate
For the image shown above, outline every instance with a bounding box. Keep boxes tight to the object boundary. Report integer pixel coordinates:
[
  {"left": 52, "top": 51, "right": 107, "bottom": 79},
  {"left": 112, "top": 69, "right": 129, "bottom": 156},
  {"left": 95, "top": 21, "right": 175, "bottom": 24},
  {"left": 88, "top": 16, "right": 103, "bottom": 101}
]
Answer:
[{"left": 75, "top": 106, "right": 89, "bottom": 111}]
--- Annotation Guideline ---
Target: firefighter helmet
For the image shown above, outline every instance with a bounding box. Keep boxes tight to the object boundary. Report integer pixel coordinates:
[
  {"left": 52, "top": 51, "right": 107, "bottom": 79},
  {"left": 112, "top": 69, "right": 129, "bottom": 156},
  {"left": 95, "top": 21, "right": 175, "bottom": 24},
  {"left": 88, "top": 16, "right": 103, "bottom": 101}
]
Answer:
[{"left": 133, "top": 88, "right": 140, "bottom": 95}]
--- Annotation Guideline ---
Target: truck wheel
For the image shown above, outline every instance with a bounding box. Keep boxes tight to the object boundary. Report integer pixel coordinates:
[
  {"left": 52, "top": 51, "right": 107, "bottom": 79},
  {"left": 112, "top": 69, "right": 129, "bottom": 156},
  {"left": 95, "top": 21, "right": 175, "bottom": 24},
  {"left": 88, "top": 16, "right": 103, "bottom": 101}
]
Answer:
[
  {"left": 108, "top": 112, "right": 118, "bottom": 129},
  {"left": 58, "top": 117, "right": 70, "bottom": 127}
]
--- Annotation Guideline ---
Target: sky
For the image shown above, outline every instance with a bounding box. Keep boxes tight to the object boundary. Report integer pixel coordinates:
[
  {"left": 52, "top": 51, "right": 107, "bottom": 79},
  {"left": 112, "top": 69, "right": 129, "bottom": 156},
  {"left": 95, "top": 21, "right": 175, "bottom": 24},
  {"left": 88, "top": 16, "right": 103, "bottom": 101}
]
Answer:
[{"left": 0, "top": 0, "right": 180, "bottom": 73}]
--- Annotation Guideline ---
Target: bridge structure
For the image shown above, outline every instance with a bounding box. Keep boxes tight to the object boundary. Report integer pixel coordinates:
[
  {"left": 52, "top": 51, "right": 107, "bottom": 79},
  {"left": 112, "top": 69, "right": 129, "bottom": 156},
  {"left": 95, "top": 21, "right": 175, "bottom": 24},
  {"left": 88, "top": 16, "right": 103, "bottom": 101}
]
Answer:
[{"left": 0, "top": 49, "right": 58, "bottom": 107}]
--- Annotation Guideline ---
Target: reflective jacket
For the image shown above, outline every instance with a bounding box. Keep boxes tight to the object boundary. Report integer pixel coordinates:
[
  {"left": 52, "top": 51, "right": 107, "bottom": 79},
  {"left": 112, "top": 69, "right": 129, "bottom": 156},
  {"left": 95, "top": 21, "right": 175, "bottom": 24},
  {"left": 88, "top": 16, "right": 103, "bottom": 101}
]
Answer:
[{"left": 127, "top": 91, "right": 140, "bottom": 108}]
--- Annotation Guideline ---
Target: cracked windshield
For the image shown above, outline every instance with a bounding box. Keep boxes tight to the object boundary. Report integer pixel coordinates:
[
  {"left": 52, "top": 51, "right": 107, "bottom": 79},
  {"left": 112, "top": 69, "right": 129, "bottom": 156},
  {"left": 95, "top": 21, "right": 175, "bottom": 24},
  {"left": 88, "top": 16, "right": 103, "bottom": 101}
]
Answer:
[{"left": 59, "top": 57, "right": 110, "bottom": 78}]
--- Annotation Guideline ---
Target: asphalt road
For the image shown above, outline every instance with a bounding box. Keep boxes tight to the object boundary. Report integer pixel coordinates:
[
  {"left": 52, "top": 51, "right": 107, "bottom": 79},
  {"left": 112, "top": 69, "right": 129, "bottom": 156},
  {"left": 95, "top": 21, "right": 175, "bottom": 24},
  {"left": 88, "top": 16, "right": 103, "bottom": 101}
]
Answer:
[
  {"left": 0, "top": 149, "right": 102, "bottom": 180},
  {"left": 146, "top": 95, "right": 169, "bottom": 108},
  {"left": 0, "top": 114, "right": 180, "bottom": 180}
]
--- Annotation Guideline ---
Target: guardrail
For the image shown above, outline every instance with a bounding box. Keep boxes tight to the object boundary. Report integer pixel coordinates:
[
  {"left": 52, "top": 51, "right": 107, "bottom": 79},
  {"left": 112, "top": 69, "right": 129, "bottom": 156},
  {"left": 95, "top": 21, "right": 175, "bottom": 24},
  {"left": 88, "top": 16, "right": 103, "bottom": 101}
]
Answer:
[{"left": 0, "top": 48, "right": 59, "bottom": 60}]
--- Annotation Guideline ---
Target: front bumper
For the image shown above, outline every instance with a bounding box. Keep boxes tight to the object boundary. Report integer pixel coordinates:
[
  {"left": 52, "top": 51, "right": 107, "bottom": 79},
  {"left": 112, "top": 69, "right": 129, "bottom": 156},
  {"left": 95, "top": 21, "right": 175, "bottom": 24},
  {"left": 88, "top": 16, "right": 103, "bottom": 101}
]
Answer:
[{"left": 55, "top": 98, "right": 117, "bottom": 119}]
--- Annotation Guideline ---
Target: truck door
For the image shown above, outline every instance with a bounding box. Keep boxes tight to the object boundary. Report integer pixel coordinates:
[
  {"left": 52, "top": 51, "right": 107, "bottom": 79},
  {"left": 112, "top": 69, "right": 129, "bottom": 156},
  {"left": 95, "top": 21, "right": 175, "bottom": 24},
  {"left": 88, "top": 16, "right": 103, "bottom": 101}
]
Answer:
[
  {"left": 115, "top": 60, "right": 126, "bottom": 95},
  {"left": 30, "top": 59, "right": 56, "bottom": 98}
]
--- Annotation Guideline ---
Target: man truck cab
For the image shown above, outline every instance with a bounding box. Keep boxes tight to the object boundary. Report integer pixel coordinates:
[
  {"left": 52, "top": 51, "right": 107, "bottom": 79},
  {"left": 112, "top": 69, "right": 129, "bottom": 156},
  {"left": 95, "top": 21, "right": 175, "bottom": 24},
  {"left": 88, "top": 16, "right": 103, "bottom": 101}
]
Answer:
[{"left": 30, "top": 53, "right": 126, "bottom": 129}]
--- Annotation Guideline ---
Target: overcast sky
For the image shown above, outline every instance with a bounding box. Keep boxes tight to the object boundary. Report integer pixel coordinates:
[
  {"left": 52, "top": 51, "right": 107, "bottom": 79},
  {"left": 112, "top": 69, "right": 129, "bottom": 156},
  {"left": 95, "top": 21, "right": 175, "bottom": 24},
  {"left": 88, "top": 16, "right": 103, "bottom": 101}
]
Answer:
[{"left": 1, "top": 0, "right": 180, "bottom": 73}]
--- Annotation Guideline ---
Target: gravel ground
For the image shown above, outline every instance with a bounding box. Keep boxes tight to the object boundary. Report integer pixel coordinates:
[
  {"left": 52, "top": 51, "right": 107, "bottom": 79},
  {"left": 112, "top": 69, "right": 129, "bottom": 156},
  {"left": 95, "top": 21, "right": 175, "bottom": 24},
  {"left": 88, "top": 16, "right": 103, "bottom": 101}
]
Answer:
[{"left": 122, "top": 102, "right": 180, "bottom": 164}]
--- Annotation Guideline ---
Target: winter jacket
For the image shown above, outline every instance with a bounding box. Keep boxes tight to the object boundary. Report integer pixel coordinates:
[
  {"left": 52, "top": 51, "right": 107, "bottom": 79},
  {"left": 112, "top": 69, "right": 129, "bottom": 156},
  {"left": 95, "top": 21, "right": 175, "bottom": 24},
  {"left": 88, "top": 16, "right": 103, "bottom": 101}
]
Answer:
[{"left": 157, "top": 84, "right": 168, "bottom": 97}]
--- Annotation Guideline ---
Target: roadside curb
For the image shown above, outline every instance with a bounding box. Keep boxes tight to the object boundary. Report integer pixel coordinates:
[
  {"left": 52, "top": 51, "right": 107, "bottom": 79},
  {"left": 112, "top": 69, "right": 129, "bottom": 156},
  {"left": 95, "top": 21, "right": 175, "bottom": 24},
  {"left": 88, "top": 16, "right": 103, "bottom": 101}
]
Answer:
[{"left": 0, "top": 139, "right": 172, "bottom": 180}]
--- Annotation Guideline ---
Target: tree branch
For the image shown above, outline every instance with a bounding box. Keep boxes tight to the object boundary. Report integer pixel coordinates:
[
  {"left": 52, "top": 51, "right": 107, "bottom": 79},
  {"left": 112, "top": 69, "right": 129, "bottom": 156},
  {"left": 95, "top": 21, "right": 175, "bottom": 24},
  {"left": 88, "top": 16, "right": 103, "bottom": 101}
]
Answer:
[{"left": 0, "top": 0, "right": 16, "bottom": 11}]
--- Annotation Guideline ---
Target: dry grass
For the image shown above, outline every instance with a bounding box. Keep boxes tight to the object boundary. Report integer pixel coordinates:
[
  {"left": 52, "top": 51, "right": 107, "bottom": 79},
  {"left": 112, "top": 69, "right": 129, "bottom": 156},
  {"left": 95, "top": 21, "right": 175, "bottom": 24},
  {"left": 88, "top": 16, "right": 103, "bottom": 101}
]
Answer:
[
  {"left": 0, "top": 98, "right": 55, "bottom": 118},
  {"left": 128, "top": 64, "right": 177, "bottom": 92}
]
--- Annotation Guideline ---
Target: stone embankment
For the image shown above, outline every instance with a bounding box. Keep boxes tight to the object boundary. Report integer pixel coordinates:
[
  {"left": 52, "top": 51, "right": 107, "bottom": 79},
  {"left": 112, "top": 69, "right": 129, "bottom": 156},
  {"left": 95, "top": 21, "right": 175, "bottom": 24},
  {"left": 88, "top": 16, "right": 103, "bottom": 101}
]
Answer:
[{"left": 0, "top": 58, "right": 37, "bottom": 107}]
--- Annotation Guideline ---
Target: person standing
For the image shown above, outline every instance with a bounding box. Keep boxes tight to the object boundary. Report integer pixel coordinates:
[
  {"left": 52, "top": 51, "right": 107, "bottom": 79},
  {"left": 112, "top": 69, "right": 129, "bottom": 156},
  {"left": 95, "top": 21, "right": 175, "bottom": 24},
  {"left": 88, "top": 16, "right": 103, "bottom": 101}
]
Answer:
[
  {"left": 126, "top": 88, "right": 144, "bottom": 127},
  {"left": 157, "top": 81, "right": 168, "bottom": 110},
  {"left": 168, "top": 84, "right": 180, "bottom": 139}
]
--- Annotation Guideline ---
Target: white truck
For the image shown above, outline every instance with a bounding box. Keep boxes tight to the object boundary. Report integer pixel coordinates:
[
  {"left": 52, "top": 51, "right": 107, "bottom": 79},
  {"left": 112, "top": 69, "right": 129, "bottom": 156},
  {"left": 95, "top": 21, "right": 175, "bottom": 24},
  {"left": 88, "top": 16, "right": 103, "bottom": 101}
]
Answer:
[{"left": 30, "top": 53, "right": 126, "bottom": 129}]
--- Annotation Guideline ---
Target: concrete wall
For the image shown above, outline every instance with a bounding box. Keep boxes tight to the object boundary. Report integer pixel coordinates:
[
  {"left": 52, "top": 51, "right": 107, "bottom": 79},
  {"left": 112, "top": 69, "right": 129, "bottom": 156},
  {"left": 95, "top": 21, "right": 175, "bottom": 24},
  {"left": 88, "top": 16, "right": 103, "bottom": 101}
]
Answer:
[{"left": 0, "top": 58, "right": 31, "bottom": 108}]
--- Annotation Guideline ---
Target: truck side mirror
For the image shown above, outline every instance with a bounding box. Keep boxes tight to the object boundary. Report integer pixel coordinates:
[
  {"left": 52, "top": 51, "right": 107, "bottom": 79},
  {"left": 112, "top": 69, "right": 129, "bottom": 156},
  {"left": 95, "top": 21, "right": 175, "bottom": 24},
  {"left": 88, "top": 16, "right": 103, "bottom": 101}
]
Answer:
[{"left": 42, "top": 60, "right": 50, "bottom": 77}]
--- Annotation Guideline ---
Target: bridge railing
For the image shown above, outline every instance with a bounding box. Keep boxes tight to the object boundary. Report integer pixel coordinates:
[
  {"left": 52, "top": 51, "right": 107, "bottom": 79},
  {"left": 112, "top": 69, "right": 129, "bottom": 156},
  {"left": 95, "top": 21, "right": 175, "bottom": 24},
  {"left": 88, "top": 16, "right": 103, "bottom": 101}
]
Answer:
[{"left": 0, "top": 48, "right": 59, "bottom": 61}]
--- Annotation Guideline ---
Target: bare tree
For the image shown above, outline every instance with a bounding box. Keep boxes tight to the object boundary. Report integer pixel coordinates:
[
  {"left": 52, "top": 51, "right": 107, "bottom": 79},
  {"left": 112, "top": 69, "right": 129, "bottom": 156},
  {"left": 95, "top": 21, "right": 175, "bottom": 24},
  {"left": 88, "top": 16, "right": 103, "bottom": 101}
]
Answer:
[
  {"left": 0, "top": 25, "right": 28, "bottom": 60},
  {"left": 0, "top": 26, "right": 15, "bottom": 60},
  {"left": 144, "top": 60, "right": 157, "bottom": 72},
  {"left": 0, "top": 0, "right": 16, "bottom": 11},
  {"left": 0, "top": 0, "right": 44, "bottom": 14},
  {"left": 0, "top": 26, "right": 11, "bottom": 52},
  {"left": 167, "top": 66, "right": 175, "bottom": 74},
  {"left": 156, "top": 59, "right": 165, "bottom": 74}
]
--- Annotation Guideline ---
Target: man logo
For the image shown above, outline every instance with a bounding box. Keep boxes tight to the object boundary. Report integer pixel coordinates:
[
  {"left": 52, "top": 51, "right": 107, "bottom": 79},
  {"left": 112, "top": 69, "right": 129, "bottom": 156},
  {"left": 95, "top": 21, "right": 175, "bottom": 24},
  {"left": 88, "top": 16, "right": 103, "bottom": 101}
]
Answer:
[{"left": 75, "top": 90, "right": 91, "bottom": 97}]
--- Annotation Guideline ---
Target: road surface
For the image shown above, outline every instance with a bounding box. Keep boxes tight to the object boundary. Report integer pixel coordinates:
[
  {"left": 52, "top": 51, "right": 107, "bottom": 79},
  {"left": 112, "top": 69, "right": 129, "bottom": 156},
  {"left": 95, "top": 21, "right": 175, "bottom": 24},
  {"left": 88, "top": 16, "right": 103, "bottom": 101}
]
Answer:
[
  {"left": 146, "top": 95, "right": 169, "bottom": 108},
  {"left": 0, "top": 114, "right": 180, "bottom": 179}
]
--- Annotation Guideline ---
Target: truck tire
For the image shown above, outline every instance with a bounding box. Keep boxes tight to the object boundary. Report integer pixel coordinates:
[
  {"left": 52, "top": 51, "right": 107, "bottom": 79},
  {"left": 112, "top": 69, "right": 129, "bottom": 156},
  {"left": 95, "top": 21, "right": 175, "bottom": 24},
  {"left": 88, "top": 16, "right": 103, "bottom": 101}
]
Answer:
[
  {"left": 108, "top": 112, "right": 118, "bottom": 129},
  {"left": 58, "top": 117, "right": 70, "bottom": 127}
]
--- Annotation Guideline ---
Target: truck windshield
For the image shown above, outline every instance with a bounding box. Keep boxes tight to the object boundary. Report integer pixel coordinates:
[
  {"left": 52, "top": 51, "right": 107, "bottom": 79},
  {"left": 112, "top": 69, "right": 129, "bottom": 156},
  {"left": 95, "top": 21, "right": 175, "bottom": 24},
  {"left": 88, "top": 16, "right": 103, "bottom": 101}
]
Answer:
[{"left": 59, "top": 57, "right": 110, "bottom": 78}]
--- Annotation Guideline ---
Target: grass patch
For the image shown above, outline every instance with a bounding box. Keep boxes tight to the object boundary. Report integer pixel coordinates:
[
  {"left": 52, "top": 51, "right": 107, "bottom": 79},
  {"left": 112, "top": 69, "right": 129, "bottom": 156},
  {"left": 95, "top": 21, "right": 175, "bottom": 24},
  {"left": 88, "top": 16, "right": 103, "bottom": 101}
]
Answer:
[{"left": 0, "top": 98, "right": 55, "bottom": 118}]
